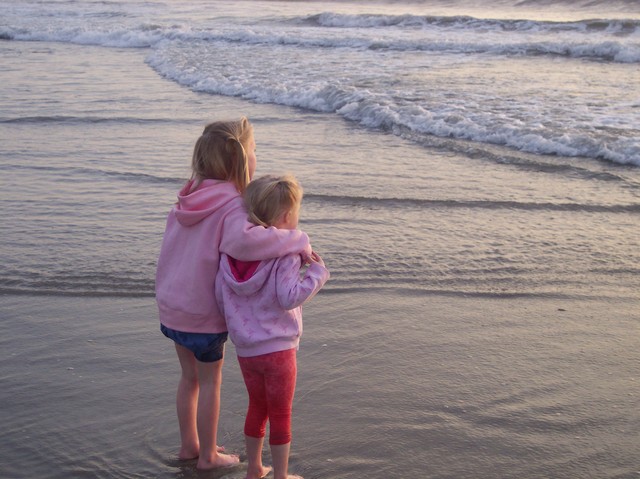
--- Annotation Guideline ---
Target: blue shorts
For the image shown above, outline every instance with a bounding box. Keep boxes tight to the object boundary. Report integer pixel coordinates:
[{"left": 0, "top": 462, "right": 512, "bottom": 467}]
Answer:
[{"left": 161, "top": 324, "right": 228, "bottom": 363}]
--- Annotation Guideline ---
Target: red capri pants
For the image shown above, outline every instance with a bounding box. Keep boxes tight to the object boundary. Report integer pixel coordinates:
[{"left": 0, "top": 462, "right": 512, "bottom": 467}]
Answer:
[{"left": 238, "top": 348, "right": 297, "bottom": 445}]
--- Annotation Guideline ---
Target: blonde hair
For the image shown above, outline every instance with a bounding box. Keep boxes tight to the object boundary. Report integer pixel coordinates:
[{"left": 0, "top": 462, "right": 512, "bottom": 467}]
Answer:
[
  {"left": 191, "top": 116, "right": 254, "bottom": 192},
  {"left": 244, "top": 174, "right": 303, "bottom": 227}
]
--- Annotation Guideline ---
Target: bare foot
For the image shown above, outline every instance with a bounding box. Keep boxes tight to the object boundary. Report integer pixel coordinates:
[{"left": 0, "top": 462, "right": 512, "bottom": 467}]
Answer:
[
  {"left": 178, "top": 445, "right": 225, "bottom": 460},
  {"left": 196, "top": 452, "right": 240, "bottom": 470},
  {"left": 178, "top": 447, "right": 199, "bottom": 461},
  {"left": 246, "top": 465, "right": 272, "bottom": 479}
]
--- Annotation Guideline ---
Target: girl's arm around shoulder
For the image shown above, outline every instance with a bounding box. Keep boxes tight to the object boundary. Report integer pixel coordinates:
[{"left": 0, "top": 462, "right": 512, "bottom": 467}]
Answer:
[
  {"left": 220, "top": 203, "right": 311, "bottom": 261},
  {"left": 275, "top": 251, "right": 330, "bottom": 310}
]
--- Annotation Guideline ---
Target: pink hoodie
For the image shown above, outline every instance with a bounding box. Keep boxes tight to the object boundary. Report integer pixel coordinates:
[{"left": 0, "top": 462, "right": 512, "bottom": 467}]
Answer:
[
  {"left": 155, "top": 179, "right": 311, "bottom": 334},
  {"left": 216, "top": 253, "right": 329, "bottom": 357}
]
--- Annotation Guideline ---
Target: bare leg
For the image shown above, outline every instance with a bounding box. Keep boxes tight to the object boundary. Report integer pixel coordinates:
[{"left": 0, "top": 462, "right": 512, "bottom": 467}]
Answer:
[
  {"left": 195, "top": 357, "right": 239, "bottom": 470},
  {"left": 244, "top": 435, "right": 272, "bottom": 479},
  {"left": 174, "top": 343, "right": 200, "bottom": 459},
  {"left": 270, "top": 442, "right": 302, "bottom": 479}
]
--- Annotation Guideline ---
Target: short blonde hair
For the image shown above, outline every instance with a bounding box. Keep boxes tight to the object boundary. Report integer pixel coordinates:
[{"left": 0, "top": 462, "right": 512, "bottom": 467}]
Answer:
[
  {"left": 244, "top": 174, "right": 303, "bottom": 227},
  {"left": 191, "top": 117, "right": 254, "bottom": 192}
]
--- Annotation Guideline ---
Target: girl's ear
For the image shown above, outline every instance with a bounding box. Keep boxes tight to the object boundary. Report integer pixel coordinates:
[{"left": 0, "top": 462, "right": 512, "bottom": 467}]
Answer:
[
  {"left": 272, "top": 209, "right": 289, "bottom": 229},
  {"left": 276, "top": 210, "right": 291, "bottom": 228}
]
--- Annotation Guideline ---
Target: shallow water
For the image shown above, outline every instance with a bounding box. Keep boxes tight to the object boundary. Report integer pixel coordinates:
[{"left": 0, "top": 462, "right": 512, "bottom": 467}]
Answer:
[
  {"left": 1, "top": 293, "right": 638, "bottom": 478},
  {"left": 1, "top": 41, "right": 639, "bottom": 300}
]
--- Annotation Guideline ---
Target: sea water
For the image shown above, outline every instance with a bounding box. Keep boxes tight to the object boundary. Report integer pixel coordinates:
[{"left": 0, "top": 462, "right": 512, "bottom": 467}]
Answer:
[
  {"left": 1, "top": 0, "right": 639, "bottom": 478},
  {"left": 1, "top": 0, "right": 639, "bottom": 300}
]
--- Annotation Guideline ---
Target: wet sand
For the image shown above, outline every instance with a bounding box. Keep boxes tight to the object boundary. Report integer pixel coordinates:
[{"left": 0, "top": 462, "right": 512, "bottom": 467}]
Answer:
[{"left": 1, "top": 292, "right": 638, "bottom": 478}]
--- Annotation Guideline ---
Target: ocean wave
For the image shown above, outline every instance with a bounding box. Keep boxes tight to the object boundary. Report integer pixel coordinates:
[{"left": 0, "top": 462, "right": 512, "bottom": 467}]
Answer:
[
  {"left": 5, "top": 156, "right": 635, "bottom": 207},
  {"left": 0, "top": 115, "right": 185, "bottom": 124},
  {"left": 0, "top": 274, "right": 619, "bottom": 301},
  {"left": 304, "top": 193, "right": 640, "bottom": 213},
  {"left": 396, "top": 131, "right": 640, "bottom": 180},
  {"left": 0, "top": 24, "right": 169, "bottom": 48},
  {"left": 2, "top": 22, "right": 638, "bottom": 63},
  {"left": 0, "top": 284, "right": 590, "bottom": 300},
  {"left": 318, "top": 285, "right": 594, "bottom": 300},
  {"left": 305, "top": 12, "right": 640, "bottom": 35},
  {"left": 0, "top": 163, "right": 181, "bottom": 185},
  {"left": 145, "top": 51, "right": 640, "bottom": 166},
  {"left": 0, "top": 287, "right": 155, "bottom": 298},
  {"left": 0, "top": 271, "right": 155, "bottom": 298}
]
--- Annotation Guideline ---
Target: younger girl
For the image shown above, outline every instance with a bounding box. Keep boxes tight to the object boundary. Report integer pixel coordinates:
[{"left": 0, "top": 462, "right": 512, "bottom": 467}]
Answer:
[
  {"left": 155, "top": 118, "right": 311, "bottom": 471},
  {"left": 216, "top": 174, "right": 330, "bottom": 479}
]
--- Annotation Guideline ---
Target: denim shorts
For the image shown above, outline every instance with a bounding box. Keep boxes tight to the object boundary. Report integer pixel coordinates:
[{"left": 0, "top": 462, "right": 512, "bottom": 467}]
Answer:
[{"left": 161, "top": 324, "right": 228, "bottom": 363}]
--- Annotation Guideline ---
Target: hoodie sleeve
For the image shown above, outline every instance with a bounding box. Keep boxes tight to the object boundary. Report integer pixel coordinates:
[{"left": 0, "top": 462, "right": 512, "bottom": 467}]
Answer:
[
  {"left": 220, "top": 203, "right": 312, "bottom": 261},
  {"left": 275, "top": 254, "right": 330, "bottom": 310}
]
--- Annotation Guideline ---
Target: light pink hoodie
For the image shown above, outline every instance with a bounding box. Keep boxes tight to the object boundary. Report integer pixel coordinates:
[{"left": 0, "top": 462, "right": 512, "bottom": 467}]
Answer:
[
  {"left": 216, "top": 253, "right": 329, "bottom": 357},
  {"left": 155, "top": 179, "right": 311, "bottom": 334}
]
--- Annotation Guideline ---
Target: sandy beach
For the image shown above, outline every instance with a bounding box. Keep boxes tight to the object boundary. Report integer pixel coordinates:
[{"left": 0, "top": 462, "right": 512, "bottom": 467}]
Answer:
[{"left": 2, "top": 292, "right": 638, "bottom": 478}]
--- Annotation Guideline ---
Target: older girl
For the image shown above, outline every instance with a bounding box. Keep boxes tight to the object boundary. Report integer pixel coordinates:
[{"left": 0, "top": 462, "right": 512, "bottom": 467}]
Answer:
[{"left": 156, "top": 119, "right": 311, "bottom": 470}]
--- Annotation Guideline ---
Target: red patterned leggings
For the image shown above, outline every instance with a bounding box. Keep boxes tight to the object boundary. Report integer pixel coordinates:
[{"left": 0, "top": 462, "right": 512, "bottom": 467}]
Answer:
[{"left": 237, "top": 348, "right": 297, "bottom": 445}]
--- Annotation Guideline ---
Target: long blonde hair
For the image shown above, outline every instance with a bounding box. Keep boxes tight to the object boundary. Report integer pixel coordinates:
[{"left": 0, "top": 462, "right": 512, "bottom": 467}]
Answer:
[
  {"left": 190, "top": 117, "right": 254, "bottom": 192},
  {"left": 244, "top": 174, "right": 303, "bottom": 227}
]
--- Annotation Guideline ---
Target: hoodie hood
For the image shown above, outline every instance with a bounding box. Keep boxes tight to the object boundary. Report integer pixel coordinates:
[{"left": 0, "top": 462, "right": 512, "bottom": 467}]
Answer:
[
  {"left": 219, "top": 254, "right": 276, "bottom": 297},
  {"left": 174, "top": 179, "right": 240, "bottom": 226}
]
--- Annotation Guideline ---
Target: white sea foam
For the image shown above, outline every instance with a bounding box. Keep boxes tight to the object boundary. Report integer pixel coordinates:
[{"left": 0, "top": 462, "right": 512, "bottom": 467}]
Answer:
[
  {"left": 146, "top": 39, "right": 640, "bottom": 166},
  {"left": 3, "top": 22, "right": 639, "bottom": 63},
  {"left": 309, "top": 12, "right": 640, "bottom": 35}
]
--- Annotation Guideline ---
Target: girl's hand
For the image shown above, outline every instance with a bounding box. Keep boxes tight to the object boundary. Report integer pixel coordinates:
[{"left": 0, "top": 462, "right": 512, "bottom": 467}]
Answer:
[{"left": 307, "top": 251, "right": 325, "bottom": 267}]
